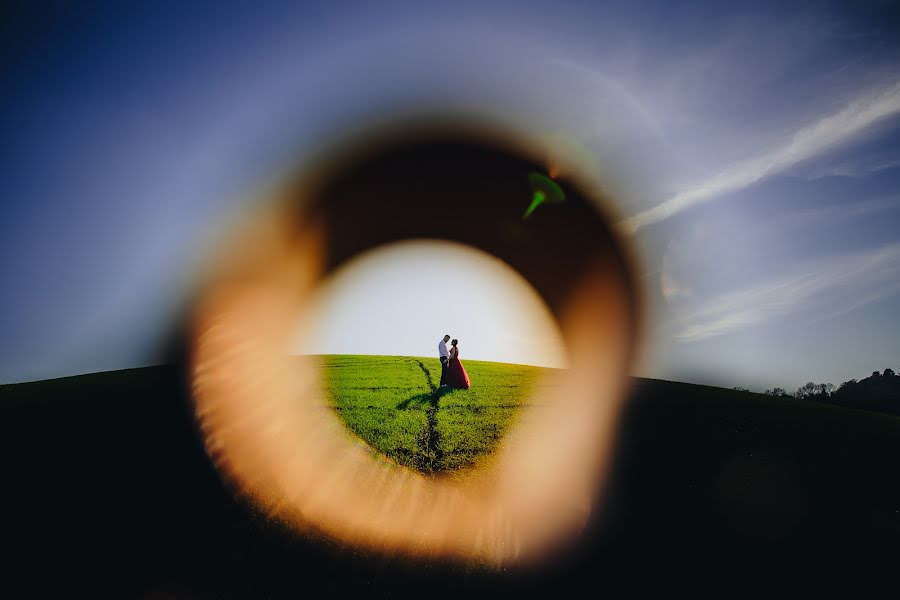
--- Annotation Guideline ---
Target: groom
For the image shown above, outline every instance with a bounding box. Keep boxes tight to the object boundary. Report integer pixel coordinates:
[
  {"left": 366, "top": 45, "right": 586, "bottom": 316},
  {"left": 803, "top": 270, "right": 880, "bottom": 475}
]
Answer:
[{"left": 438, "top": 334, "right": 451, "bottom": 387}]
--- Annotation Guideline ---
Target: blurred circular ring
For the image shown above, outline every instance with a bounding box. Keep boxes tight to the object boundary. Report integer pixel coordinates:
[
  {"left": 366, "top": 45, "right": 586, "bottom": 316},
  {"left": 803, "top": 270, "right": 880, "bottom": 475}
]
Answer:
[{"left": 189, "top": 119, "right": 641, "bottom": 566}]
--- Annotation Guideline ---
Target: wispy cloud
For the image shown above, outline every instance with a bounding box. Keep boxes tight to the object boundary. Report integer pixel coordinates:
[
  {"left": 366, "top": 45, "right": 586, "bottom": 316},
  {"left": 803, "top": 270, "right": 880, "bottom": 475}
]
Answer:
[
  {"left": 778, "top": 193, "right": 900, "bottom": 224},
  {"left": 620, "top": 79, "right": 900, "bottom": 232},
  {"left": 673, "top": 242, "right": 900, "bottom": 342},
  {"left": 795, "top": 154, "right": 900, "bottom": 180},
  {"left": 807, "top": 280, "right": 900, "bottom": 325}
]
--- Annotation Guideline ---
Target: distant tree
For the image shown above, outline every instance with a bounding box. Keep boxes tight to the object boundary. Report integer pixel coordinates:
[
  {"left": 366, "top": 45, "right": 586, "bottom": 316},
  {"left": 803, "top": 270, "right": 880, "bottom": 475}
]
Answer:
[
  {"left": 832, "top": 379, "right": 857, "bottom": 407},
  {"left": 792, "top": 382, "right": 834, "bottom": 401},
  {"left": 765, "top": 387, "right": 788, "bottom": 397},
  {"left": 873, "top": 371, "right": 881, "bottom": 378},
  {"left": 795, "top": 381, "right": 819, "bottom": 399},
  {"left": 885, "top": 368, "right": 896, "bottom": 377},
  {"left": 733, "top": 386, "right": 750, "bottom": 392}
]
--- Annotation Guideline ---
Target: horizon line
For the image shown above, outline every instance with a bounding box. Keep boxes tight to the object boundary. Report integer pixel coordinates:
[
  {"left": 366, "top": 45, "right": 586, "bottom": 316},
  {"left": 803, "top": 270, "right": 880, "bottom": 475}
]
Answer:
[{"left": 293, "top": 352, "right": 566, "bottom": 370}]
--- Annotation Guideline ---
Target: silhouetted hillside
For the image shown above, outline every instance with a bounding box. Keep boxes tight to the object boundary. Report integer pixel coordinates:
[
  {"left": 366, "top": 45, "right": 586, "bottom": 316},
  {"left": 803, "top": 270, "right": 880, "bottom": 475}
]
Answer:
[{"left": 1, "top": 367, "right": 899, "bottom": 595}]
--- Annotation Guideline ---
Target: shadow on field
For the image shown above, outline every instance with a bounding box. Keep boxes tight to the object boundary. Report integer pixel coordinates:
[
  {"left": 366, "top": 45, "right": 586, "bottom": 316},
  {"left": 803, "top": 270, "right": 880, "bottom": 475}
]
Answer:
[
  {"left": 407, "top": 359, "right": 450, "bottom": 472},
  {"left": 396, "top": 359, "right": 453, "bottom": 409},
  {"left": 396, "top": 392, "right": 432, "bottom": 409},
  {"left": 414, "top": 359, "right": 438, "bottom": 393}
]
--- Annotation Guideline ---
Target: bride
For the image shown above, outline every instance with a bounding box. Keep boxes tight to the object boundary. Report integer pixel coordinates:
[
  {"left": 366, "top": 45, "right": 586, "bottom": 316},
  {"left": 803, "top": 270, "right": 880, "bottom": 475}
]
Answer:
[{"left": 446, "top": 339, "right": 471, "bottom": 389}]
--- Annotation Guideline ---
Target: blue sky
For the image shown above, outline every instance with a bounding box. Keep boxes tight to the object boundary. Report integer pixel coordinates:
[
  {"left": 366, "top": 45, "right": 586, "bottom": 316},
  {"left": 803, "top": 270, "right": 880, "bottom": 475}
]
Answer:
[{"left": 2, "top": 1, "right": 900, "bottom": 390}]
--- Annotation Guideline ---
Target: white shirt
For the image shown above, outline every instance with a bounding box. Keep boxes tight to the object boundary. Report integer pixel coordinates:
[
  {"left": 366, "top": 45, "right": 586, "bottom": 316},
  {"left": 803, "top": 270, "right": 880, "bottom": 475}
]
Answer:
[{"left": 438, "top": 339, "right": 449, "bottom": 359}]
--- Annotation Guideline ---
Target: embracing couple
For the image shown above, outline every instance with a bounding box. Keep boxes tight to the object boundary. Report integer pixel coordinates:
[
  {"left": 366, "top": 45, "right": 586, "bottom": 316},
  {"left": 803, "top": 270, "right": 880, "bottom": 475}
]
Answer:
[{"left": 438, "top": 334, "right": 471, "bottom": 390}]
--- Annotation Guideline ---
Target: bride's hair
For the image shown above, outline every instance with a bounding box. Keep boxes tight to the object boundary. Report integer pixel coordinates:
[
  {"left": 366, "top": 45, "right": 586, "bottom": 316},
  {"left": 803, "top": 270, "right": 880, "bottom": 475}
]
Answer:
[{"left": 451, "top": 339, "right": 458, "bottom": 346}]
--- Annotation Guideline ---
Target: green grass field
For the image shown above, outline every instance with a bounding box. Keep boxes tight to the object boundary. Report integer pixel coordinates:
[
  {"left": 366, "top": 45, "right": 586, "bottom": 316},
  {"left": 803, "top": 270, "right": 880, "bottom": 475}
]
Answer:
[{"left": 317, "top": 354, "right": 555, "bottom": 473}]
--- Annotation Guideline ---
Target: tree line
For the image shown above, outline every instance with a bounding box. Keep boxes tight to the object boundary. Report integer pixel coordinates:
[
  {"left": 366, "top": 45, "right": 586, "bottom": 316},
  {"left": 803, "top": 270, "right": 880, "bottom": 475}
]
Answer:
[{"left": 763, "top": 368, "right": 900, "bottom": 416}]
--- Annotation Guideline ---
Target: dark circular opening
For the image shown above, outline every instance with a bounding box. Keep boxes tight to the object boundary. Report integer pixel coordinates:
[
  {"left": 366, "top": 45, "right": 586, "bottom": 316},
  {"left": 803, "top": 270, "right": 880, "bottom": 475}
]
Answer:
[{"left": 293, "top": 125, "right": 639, "bottom": 334}]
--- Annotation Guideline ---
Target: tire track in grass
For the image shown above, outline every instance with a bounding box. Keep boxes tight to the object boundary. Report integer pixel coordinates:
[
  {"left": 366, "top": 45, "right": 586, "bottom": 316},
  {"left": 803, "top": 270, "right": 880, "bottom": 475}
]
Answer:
[{"left": 412, "top": 359, "right": 445, "bottom": 473}]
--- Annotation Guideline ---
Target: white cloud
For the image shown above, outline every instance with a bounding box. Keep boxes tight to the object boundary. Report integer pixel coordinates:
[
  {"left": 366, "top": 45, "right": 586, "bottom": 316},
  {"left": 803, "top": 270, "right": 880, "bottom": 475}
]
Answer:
[
  {"left": 672, "top": 242, "right": 900, "bottom": 342},
  {"left": 620, "top": 79, "right": 900, "bottom": 232}
]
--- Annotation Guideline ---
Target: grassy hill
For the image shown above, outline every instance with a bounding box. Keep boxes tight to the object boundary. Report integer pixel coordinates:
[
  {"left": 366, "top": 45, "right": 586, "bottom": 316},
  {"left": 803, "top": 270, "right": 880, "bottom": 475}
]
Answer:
[
  {"left": 2, "top": 360, "right": 900, "bottom": 594},
  {"left": 318, "top": 354, "right": 552, "bottom": 472}
]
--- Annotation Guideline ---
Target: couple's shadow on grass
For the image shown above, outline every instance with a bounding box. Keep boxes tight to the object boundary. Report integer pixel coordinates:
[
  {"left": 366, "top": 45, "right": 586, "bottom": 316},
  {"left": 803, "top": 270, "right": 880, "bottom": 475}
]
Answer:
[{"left": 396, "top": 387, "right": 453, "bottom": 410}]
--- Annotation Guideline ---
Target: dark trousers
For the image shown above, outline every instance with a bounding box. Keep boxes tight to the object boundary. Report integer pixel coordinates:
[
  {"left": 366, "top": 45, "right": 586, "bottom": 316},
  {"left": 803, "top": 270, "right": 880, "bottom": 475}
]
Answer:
[{"left": 439, "top": 357, "right": 449, "bottom": 386}]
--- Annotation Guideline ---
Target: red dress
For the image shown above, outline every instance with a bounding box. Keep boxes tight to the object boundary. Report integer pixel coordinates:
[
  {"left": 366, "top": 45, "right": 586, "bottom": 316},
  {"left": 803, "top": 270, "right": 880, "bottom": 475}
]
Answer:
[{"left": 446, "top": 348, "right": 471, "bottom": 389}]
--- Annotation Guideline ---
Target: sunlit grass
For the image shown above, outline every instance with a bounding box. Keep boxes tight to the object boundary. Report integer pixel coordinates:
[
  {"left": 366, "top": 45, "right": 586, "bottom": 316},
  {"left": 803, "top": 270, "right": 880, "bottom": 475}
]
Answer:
[{"left": 316, "top": 355, "right": 555, "bottom": 473}]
